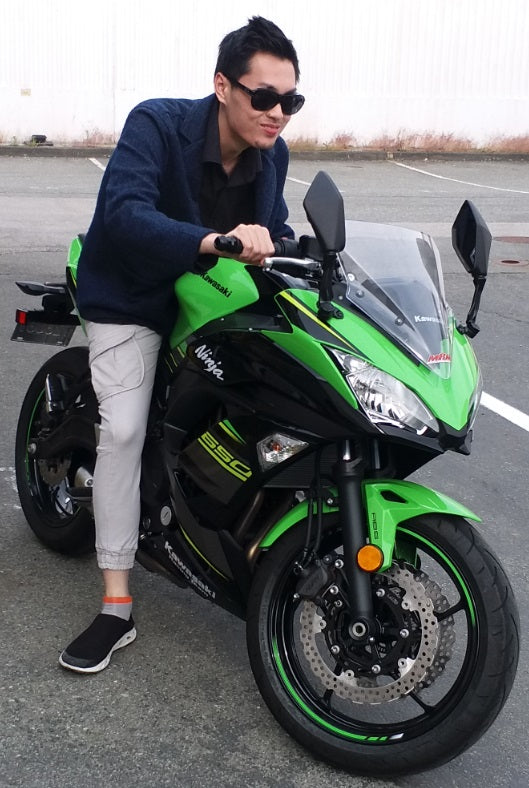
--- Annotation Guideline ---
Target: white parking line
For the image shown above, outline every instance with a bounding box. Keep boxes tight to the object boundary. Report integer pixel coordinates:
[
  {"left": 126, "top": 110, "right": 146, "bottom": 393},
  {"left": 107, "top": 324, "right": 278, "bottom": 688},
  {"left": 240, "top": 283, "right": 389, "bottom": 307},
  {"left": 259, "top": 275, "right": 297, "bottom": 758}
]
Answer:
[
  {"left": 481, "top": 393, "right": 529, "bottom": 433},
  {"left": 287, "top": 176, "right": 311, "bottom": 186},
  {"left": 391, "top": 161, "right": 529, "bottom": 195},
  {"left": 89, "top": 158, "right": 106, "bottom": 172},
  {"left": 288, "top": 176, "right": 346, "bottom": 195},
  {"left": 1, "top": 466, "right": 19, "bottom": 497}
]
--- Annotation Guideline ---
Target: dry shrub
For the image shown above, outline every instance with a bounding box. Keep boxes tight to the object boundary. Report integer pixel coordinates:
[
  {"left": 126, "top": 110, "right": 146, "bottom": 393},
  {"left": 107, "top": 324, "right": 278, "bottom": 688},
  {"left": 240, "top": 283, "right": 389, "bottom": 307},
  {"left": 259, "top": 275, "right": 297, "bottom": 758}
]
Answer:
[
  {"left": 286, "top": 131, "right": 529, "bottom": 154},
  {"left": 364, "top": 131, "right": 474, "bottom": 152},
  {"left": 324, "top": 132, "right": 357, "bottom": 150},
  {"left": 68, "top": 129, "right": 116, "bottom": 147},
  {"left": 285, "top": 135, "right": 321, "bottom": 152},
  {"left": 482, "top": 135, "right": 529, "bottom": 154}
]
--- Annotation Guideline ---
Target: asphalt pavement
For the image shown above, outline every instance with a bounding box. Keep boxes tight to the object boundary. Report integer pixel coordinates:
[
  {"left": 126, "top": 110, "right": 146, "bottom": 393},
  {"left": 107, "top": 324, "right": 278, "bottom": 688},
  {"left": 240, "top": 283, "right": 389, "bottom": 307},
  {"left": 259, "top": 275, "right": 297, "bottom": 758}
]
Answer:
[{"left": 0, "top": 154, "right": 528, "bottom": 788}]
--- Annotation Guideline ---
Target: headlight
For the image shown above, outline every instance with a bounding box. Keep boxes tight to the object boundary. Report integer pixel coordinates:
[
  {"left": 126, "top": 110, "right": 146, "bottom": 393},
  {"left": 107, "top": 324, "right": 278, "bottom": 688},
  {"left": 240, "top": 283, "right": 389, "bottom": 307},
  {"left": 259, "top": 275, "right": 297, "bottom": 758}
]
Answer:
[{"left": 330, "top": 350, "right": 439, "bottom": 435}]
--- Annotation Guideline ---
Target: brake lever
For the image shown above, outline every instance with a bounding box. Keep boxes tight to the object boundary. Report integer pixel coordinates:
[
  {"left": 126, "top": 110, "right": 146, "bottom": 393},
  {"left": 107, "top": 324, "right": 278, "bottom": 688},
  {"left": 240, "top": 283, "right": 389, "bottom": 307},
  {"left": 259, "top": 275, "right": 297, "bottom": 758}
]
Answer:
[{"left": 262, "top": 258, "right": 322, "bottom": 273}]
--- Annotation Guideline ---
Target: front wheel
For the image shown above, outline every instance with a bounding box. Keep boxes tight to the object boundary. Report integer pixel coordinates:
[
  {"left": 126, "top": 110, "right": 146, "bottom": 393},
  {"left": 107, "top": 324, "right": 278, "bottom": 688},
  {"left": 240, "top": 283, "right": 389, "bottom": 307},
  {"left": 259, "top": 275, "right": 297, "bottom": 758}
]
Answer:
[
  {"left": 15, "top": 346, "right": 97, "bottom": 554},
  {"left": 247, "top": 514, "right": 519, "bottom": 777}
]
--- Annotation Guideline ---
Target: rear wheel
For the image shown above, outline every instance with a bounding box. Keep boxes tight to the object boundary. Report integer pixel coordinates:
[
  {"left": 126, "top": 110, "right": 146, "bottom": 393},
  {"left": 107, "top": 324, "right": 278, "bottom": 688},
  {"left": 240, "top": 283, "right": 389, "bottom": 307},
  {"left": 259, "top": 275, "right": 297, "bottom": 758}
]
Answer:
[
  {"left": 15, "top": 347, "right": 97, "bottom": 554},
  {"left": 247, "top": 514, "right": 519, "bottom": 776}
]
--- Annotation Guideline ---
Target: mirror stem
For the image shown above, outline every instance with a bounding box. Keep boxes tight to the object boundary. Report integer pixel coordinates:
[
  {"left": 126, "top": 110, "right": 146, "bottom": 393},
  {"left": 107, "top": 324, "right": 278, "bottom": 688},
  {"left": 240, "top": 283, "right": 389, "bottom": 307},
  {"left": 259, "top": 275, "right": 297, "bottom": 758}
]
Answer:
[
  {"left": 317, "top": 252, "right": 343, "bottom": 322},
  {"left": 458, "top": 275, "right": 487, "bottom": 337}
]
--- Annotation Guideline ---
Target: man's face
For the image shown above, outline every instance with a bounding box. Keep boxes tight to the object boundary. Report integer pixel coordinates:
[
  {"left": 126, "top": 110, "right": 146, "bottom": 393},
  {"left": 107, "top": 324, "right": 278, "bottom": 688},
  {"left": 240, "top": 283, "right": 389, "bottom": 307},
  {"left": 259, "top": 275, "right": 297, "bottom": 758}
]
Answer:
[{"left": 216, "top": 52, "right": 297, "bottom": 152}]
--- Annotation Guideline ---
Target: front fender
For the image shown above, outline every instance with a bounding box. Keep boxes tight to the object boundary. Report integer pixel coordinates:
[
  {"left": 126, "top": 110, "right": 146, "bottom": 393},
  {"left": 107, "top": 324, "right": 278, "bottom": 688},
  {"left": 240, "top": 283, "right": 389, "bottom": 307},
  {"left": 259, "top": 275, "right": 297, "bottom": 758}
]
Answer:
[
  {"left": 259, "top": 479, "right": 480, "bottom": 571},
  {"left": 363, "top": 480, "right": 480, "bottom": 570}
]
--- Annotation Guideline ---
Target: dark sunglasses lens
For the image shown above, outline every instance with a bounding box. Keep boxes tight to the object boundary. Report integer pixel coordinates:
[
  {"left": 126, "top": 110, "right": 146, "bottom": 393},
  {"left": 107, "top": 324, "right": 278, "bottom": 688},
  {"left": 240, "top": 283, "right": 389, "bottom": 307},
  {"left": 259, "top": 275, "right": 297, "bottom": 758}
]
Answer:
[
  {"left": 283, "top": 94, "right": 305, "bottom": 115},
  {"left": 250, "top": 89, "right": 305, "bottom": 115},
  {"left": 250, "top": 90, "right": 280, "bottom": 111}
]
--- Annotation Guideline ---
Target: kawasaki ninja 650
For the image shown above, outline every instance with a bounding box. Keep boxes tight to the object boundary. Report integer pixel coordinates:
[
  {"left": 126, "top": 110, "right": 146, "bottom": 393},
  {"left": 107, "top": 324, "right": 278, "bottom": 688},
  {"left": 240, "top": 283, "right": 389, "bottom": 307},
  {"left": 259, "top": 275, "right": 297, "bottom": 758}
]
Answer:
[{"left": 12, "top": 172, "right": 519, "bottom": 776}]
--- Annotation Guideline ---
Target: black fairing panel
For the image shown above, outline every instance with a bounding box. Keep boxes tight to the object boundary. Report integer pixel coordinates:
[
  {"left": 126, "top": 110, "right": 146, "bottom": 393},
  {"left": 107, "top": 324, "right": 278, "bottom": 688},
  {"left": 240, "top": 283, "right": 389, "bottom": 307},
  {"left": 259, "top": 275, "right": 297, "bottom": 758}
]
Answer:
[
  {"left": 160, "top": 330, "right": 444, "bottom": 529},
  {"left": 160, "top": 332, "right": 352, "bottom": 526},
  {"left": 173, "top": 331, "right": 369, "bottom": 435}
]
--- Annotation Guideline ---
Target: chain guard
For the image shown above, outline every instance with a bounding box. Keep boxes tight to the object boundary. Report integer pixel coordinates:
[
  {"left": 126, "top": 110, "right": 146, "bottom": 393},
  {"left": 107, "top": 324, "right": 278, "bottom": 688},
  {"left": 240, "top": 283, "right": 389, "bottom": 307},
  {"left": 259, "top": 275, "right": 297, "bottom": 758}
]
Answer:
[{"left": 299, "top": 564, "right": 454, "bottom": 704}]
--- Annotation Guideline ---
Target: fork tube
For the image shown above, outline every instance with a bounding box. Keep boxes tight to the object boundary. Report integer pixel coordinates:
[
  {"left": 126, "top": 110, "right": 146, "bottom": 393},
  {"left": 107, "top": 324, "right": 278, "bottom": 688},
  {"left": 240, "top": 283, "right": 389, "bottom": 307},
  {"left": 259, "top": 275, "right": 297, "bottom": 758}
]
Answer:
[{"left": 335, "top": 440, "right": 375, "bottom": 632}]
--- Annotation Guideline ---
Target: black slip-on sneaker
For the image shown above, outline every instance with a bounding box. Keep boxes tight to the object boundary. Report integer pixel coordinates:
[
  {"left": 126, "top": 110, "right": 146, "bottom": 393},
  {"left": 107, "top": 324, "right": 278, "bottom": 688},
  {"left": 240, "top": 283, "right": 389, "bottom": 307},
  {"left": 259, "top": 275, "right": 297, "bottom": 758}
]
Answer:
[{"left": 59, "top": 614, "right": 136, "bottom": 674}]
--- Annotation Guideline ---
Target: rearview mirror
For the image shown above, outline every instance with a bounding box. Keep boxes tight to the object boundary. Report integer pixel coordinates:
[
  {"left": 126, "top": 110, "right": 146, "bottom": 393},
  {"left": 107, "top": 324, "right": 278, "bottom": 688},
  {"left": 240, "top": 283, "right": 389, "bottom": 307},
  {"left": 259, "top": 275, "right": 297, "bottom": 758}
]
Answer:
[
  {"left": 303, "top": 171, "right": 345, "bottom": 253},
  {"left": 452, "top": 200, "right": 491, "bottom": 278}
]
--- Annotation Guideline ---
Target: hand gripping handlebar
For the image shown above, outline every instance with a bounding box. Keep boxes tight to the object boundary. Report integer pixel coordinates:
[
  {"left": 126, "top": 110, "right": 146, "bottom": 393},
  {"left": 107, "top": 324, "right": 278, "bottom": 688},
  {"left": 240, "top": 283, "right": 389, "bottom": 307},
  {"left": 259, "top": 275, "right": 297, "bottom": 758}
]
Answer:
[{"left": 213, "top": 235, "right": 321, "bottom": 274}]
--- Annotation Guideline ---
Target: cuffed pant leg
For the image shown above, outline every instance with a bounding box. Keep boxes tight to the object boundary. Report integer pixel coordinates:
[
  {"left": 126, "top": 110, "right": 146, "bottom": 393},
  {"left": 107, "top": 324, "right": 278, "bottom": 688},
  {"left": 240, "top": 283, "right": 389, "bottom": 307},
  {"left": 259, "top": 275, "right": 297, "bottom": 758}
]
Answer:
[{"left": 85, "top": 322, "right": 162, "bottom": 570}]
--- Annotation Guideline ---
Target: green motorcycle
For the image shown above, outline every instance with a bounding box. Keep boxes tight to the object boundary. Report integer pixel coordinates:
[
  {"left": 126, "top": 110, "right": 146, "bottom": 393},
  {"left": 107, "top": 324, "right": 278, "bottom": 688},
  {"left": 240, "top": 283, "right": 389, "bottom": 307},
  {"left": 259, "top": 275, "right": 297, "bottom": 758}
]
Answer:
[{"left": 12, "top": 172, "right": 519, "bottom": 776}]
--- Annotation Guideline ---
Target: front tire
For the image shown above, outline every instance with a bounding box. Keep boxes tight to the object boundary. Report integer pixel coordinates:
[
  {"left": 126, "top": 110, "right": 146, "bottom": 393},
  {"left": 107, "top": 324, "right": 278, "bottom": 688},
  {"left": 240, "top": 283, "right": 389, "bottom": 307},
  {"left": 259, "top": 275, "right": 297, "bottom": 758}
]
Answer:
[
  {"left": 15, "top": 346, "right": 97, "bottom": 554},
  {"left": 247, "top": 514, "right": 519, "bottom": 776}
]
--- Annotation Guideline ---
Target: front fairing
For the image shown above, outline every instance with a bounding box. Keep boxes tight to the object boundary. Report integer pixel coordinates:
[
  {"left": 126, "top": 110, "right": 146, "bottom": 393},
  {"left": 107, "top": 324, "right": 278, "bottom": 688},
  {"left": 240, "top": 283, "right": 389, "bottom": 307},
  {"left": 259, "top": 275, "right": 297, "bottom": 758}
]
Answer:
[
  {"left": 270, "top": 288, "right": 479, "bottom": 433},
  {"left": 167, "top": 222, "right": 480, "bottom": 439},
  {"left": 339, "top": 221, "right": 453, "bottom": 375}
]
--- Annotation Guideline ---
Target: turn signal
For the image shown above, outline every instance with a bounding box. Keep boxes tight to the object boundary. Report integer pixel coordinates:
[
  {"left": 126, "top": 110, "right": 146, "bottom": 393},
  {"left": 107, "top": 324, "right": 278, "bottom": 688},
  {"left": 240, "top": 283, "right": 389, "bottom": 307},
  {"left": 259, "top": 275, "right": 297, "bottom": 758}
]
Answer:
[{"left": 357, "top": 544, "right": 384, "bottom": 572}]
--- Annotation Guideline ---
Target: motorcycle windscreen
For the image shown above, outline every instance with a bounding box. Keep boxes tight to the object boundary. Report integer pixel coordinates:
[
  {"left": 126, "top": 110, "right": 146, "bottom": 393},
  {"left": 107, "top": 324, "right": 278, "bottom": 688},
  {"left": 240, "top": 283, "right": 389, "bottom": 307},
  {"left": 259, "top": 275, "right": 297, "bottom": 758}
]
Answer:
[{"left": 340, "top": 221, "right": 453, "bottom": 374}]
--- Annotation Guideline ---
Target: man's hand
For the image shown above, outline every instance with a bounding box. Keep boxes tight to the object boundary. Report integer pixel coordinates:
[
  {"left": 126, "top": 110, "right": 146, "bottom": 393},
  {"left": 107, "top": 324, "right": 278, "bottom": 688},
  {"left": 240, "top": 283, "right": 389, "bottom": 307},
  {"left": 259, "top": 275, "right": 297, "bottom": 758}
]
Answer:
[{"left": 200, "top": 225, "right": 275, "bottom": 266}]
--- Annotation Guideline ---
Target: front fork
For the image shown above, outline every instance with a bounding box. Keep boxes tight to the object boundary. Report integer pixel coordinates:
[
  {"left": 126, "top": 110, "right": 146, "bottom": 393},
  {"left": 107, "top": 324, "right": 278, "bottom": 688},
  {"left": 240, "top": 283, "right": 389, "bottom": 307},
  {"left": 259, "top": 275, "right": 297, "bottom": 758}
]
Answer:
[
  {"left": 259, "top": 449, "right": 481, "bottom": 597},
  {"left": 335, "top": 439, "right": 376, "bottom": 637}
]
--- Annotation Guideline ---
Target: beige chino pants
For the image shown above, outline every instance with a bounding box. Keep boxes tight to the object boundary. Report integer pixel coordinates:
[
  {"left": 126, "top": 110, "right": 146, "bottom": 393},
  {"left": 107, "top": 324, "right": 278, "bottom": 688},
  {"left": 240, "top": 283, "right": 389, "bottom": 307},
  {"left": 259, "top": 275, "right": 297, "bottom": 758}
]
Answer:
[{"left": 86, "top": 321, "right": 162, "bottom": 570}]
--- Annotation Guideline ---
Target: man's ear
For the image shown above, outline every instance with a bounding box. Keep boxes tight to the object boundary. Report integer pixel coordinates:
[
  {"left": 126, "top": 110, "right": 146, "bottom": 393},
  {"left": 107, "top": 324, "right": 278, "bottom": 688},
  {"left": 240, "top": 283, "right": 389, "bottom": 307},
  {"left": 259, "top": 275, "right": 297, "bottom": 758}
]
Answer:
[{"left": 214, "top": 72, "right": 229, "bottom": 105}]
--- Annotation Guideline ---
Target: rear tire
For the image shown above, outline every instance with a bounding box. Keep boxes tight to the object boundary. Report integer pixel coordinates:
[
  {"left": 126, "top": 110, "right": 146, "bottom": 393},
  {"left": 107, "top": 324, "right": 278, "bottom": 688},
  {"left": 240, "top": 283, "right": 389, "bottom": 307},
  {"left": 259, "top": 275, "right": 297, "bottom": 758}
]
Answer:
[
  {"left": 247, "top": 514, "right": 519, "bottom": 776},
  {"left": 15, "top": 346, "right": 97, "bottom": 554}
]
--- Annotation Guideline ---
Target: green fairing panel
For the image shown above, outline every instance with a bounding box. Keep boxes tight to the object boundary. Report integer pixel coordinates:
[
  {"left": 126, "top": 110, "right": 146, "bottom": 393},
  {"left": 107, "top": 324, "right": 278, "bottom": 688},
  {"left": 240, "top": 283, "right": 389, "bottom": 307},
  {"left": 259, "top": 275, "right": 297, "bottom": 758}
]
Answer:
[
  {"left": 260, "top": 289, "right": 358, "bottom": 406},
  {"left": 259, "top": 479, "right": 480, "bottom": 570},
  {"left": 278, "top": 290, "right": 479, "bottom": 432},
  {"left": 170, "top": 258, "right": 259, "bottom": 347},
  {"left": 261, "top": 333, "right": 359, "bottom": 408},
  {"left": 67, "top": 237, "right": 82, "bottom": 283}
]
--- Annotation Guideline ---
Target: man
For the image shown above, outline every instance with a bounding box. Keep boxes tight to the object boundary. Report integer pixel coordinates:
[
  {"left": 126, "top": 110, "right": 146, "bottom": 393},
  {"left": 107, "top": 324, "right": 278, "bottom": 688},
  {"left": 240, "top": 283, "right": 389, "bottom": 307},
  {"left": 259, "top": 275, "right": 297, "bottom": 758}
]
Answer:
[{"left": 59, "top": 16, "right": 304, "bottom": 673}]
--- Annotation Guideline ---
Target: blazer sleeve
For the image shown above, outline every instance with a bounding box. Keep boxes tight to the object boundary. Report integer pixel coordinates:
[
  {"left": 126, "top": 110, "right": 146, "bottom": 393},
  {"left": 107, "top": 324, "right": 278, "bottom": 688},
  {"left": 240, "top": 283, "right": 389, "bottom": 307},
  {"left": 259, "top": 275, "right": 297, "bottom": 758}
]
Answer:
[{"left": 101, "top": 103, "right": 213, "bottom": 278}]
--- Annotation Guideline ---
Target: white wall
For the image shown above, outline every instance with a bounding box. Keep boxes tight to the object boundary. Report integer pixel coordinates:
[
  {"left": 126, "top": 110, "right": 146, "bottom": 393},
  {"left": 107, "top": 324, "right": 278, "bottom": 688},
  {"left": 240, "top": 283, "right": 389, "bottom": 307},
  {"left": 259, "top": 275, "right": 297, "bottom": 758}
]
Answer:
[{"left": 1, "top": 0, "right": 528, "bottom": 146}]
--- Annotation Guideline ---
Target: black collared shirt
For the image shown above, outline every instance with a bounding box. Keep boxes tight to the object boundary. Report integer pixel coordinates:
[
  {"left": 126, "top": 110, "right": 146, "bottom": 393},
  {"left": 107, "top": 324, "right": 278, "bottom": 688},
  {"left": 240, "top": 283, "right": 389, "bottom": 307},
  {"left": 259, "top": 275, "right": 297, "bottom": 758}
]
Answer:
[{"left": 199, "top": 103, "right": 262, "bottom": 233}]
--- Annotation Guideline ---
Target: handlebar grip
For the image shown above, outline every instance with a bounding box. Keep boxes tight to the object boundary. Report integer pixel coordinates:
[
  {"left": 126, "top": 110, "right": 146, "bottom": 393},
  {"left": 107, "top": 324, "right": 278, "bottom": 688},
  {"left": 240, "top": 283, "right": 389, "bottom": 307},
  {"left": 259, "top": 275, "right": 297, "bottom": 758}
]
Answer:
[
  {"left": 273, "top": 237, "right": 302, "bottom": 258},
  {"left": 214, "top": 235, "right": 243, "bottom": 255},
  {"left": 213, "top": 235, "right": 302, "bottom": 258}
]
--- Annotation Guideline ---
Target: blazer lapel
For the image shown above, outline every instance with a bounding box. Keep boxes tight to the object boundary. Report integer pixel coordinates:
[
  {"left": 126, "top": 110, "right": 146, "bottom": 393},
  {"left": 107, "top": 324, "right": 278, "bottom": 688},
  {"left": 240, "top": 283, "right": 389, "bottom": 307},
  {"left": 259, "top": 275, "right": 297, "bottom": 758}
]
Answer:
[
  {"left": 180, "top": 95, "right": 216, "bottom": 212},
  {"left": 254, "top": 151, "right": 277, "bottom": 227}
]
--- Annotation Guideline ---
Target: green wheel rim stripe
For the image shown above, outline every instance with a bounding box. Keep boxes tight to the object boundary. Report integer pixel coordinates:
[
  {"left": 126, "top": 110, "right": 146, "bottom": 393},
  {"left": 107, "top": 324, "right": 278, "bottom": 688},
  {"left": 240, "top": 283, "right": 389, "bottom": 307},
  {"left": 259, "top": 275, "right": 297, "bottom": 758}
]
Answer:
[
  {"left": 271, "top": 638, "right": 388, "bottom": 743},
  {"left": 397, "top": 525, "right": 477, "bottom": 627},
  {"left": 271, "top": 522, "right": 477, "bottom": 741}
]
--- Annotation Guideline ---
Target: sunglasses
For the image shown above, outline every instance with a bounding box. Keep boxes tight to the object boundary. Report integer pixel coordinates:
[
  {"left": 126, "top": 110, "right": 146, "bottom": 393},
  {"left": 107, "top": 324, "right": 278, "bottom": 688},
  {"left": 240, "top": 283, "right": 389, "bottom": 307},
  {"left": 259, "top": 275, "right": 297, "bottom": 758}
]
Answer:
[{"left": 226, "top": 76, "right": 305, "bottom": 116}]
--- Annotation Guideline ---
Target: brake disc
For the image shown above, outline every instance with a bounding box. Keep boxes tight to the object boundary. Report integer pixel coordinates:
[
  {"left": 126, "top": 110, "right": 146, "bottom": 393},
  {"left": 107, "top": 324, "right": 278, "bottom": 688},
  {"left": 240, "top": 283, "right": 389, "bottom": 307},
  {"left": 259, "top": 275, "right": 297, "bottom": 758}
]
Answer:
[
  {"left": 416, "top": 573, "right": 455, "bottom": 689},
  {"left": 299, "top": 564, "right": 452, "bottom": 704},
  {"left": 38, "top": 457, "right": 71, "bottom": 485}
]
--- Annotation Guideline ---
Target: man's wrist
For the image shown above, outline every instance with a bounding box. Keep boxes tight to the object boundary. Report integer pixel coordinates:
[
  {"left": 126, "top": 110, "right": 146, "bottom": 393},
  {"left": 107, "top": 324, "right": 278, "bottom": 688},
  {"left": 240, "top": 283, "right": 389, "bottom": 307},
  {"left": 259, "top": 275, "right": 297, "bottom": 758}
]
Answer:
[{"left": 198, "top": 233, "right": 219, "bottom": 256}]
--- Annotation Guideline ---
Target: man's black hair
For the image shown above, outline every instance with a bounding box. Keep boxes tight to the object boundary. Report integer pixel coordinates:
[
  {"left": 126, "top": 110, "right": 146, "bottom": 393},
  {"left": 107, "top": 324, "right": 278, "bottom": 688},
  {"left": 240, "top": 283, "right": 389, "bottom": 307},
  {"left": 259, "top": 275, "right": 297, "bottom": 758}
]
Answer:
[{"left": 215, "top": 16, "right": 300, "bottom": 82}]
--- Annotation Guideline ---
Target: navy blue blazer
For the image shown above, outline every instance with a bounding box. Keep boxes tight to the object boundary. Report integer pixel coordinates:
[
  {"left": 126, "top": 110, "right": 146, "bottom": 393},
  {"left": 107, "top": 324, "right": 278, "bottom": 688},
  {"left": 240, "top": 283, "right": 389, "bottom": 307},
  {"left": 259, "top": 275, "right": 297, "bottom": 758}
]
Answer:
[{"left": 76, "top": 94, "right": 293, "bottom": 335}]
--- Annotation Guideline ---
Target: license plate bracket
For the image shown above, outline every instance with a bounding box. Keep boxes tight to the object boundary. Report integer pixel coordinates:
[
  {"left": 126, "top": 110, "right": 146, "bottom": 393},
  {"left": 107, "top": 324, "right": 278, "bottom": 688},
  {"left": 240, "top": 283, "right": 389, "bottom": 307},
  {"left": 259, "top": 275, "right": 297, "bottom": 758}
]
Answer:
[{"left": 11, "top": 313, "right": 78, "bottom": 346}]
